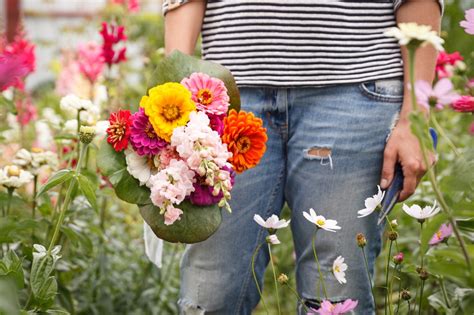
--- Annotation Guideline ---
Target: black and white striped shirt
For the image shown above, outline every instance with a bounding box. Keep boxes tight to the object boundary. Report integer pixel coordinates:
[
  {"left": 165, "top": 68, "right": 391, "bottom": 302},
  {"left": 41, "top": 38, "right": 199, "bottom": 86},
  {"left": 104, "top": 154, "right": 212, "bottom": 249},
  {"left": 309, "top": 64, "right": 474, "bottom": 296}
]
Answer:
[{"left": 164, "top": 0, "right": 443, "bottom": 87}]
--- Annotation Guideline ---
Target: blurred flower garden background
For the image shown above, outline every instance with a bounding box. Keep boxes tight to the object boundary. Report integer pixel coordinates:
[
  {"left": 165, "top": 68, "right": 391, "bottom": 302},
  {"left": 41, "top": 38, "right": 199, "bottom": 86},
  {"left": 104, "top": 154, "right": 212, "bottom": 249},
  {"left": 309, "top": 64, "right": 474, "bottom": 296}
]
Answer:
[{"left": 0, "top": 0, "right": 473, "bottom": 314}]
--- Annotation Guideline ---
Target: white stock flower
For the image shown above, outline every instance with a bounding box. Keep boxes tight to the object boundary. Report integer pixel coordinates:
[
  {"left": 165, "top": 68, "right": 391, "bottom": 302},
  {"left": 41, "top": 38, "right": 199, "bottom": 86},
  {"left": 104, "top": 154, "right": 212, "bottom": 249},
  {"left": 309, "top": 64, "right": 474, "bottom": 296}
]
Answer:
[
  {"left": 253, "top": 214, "right": 290, "bottom": 231},
  {"left": 357, "top": 185, "right": 385, "bottom": 218},
  {"left": 266, "top": 234, "right": 281, "bottom": 245},
  {"left": 124, "top": 149, "right": 159, "bottom": 187},
  {"left": 385, "top": 23, "right": 444, "bottom": 51},
  {"left": 33, "top": 244, "right": 62, "bottom": 263},
  {"left": 60, "top": 94, "right": 100, "bottom": 125},
  {"left": 0, "top": 165, "right": 34, "bottom": 188},
  {"left": 402, "top": 201, "right": 441, "bottom": 220},
  {"left": 332, "top": 256, "right": 348, "bottom": 284},
  {"left": 303, "top": 208, "right": 341, "bottom": 232}
]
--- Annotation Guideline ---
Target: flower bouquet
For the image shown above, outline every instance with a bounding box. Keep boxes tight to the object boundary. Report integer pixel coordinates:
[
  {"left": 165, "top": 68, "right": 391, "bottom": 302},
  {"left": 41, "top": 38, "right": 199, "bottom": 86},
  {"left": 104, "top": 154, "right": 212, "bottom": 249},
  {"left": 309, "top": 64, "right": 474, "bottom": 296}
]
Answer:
[{"left": 97, "top": 51, "right": 267, "bottom": 243}]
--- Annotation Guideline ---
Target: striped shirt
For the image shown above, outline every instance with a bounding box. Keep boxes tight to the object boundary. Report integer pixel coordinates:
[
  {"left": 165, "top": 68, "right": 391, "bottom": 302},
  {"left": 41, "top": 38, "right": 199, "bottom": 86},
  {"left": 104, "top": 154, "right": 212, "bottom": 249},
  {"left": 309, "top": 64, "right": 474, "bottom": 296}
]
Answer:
[{"left": 164, "top": 0, "right": 443, "bottom": 87}]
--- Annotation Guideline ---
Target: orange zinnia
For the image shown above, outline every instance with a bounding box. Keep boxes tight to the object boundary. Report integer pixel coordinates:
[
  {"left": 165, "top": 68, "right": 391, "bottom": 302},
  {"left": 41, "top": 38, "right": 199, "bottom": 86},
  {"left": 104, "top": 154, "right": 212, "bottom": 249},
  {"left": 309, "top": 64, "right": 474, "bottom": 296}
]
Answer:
[{"left": 222, "top": 110, "right": 268, "bottom": 173}]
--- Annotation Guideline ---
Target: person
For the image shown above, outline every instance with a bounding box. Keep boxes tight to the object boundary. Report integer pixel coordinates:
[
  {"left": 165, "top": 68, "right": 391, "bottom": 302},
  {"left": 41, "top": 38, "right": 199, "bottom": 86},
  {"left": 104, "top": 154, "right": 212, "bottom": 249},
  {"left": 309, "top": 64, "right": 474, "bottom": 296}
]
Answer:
[{"left": 163, "top": 0, "right": 442, "bottom": 314}]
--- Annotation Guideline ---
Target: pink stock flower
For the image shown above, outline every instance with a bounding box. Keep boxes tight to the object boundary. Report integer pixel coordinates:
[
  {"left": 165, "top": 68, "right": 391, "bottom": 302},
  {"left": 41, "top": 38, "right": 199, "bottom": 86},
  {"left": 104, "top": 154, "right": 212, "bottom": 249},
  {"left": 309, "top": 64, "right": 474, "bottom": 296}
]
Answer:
[
  {"left": 460, "top": 9, "right": 474, "bottom": 35},
  {"left": 130, "top": 108, "right": 168, "bottom": 156},
  {"left": 163, "top": 204, "right": 183, "bottom": 225},
  {"left": 452, "top": 95, "right": 474, "bottom": 113},
  {"left": 415, "top": 78, "right": 459, "bottom": 110},
  {"left": 77, "top": 41, "right": 105, "bottom": 83},
  {"left": 181, "top": 72, "right": 230, "bottom": 115},
  {"left": 100, "top": 22, "right": 127, "bottom": 66},
  {"left": 429, "top": 223, "right": 453, "bottom": 245},
  {"left": 16, "top": 98, "right": 37, "bottom": 126},
  {"left": 435, "top": 51, "right": 463, "bottom": 79},
  {"left": 308, "top": 299, "right": 358, "bottom": 315},
  {"left": 0, "top": 34, "right": 35, "bottom": 91}
]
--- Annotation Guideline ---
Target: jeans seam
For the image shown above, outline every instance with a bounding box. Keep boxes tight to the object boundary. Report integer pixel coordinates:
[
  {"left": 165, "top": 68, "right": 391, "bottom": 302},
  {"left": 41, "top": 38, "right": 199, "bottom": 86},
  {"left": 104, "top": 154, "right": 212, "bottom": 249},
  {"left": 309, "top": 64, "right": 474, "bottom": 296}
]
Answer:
[
  {"left": 234, "top": 163, "right": 286, "bottom": 314},
  {"left": 358, "top": 82, "right": 404, "bottom": 103}
]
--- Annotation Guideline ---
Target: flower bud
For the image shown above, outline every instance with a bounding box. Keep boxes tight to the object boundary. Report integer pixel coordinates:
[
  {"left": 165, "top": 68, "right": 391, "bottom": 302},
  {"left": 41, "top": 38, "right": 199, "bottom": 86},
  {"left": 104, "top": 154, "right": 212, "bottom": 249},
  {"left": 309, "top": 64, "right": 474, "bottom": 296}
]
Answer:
[
  {"left": 6, "top": 165, "right": 20, "bottom": 177},
  {"left": 388, "top": 231, "right": 398, "bottom": 241},
  {"left": 266, "top": 234, "right": 280, "bottom": 245},
  {"left": 277, "top": 273, "right": 289, "bottom": 285},
  {"left": 356, "top": 233, "right": 367, "bottom": 247},
  {"left": 79, "top": 126, "right": 95, "bottom": 144},
  {"left": 418, "top": 268, "right": 429, "bottom": 280},
  {"left": 391, "top": 219, "right": 398, "bottom": 228},
  {"left": 393, "top": 252, "right": 404, "bottom": 265},
  {"left": 401, "top": 289, "right": 411, "bottom": 301}
]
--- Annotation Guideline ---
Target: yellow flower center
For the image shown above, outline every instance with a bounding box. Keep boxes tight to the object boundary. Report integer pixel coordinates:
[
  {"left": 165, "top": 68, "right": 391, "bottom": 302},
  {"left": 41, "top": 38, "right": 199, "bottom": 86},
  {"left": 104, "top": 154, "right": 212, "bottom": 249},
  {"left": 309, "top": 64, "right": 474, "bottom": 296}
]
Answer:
[
  {"left": 334, "top": 265, "right": 340, "bottom": 273},
  {"left": 436, "top": 231, "right": 443, "bottom": 240},
  {"left": 162, "top": 104, "right": 181, "bottom": 121},
  {"left": 7, "top": 165, "right": 20, "bottom": 177},
  {"left": 197, "top": 89, "right": 213, "bottom": 106},
  {"left": 109, "top": 122, "right": 127, "bottom": 142},
  {"left": 316, "top": 219, "right": 325, "bottom": 226},
  {"left": 144, "top": 123, "right": 156, "bottom": 139},
  {"left": 31, "top": 147, "right": 44, "bottom": 153},
  {"left": 236, "top": 136, "right": 251, "bottom": 153}
]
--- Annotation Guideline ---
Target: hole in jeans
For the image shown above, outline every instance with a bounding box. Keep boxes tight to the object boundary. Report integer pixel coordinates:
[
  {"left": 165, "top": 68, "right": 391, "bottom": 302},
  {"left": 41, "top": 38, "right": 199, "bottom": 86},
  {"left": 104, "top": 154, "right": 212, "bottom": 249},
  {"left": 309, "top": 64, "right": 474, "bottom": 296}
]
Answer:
[
  {"left": 304, "top": 147, "right": 334, "bottom": 170},
  {"left": 178, "top": 298, "right": 205, "bottom": 315}
]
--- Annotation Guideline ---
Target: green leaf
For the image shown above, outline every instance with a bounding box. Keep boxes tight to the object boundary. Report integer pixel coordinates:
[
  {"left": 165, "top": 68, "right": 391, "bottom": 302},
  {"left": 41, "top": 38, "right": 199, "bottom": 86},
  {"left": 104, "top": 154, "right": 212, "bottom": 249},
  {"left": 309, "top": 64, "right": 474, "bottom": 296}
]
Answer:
[
  {"left": 76, "top": 173, "right": 97, "bottom": 211},
  {"left": 60, "top": 225, "right": 93, "bottom": 252},
  {"left": 149, "top": 50, "right": 241, "bottom": 111},
  {"left": 140, "top": 200, "right": 222, "bottom": 244},
  {"left": 0, "top": 279, "right": 21, "bottom": 315},
  {"left": 420, "top": 213, "right": 448, "bottom": 255},
  {"left": 97, "top": 142, "right": 150, "bottom": 205},
  {"left": 0, "top": 250, "right": 24, "bottom": 290},
  {"left": 37, "top": 170, "right": 75, "bottom": 197}
]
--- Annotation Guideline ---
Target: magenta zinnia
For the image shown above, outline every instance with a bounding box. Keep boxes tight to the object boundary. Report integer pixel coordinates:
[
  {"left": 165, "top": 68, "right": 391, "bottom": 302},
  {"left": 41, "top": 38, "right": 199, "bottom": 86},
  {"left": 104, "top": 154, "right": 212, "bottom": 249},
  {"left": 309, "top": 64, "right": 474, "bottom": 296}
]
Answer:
[{"left": 130, "top": 108, "right": 167, "bottom": 156}]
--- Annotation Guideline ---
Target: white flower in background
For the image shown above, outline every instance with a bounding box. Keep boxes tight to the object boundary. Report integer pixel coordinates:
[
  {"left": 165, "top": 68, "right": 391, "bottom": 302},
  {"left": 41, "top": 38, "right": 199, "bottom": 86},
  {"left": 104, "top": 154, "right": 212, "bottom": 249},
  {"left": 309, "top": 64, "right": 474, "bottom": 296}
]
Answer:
[
  {"left": 385, "top": 23, "right": 444, "bottom": 51},
  {"left": 42, "top": 108, "right": 63, "bottom": 129},
  {"left": 64, "top": 119, "right": 78, "bottom": 135},
  {"left": 332, "top": 256, "right": 348, "bottom": 284},
  {"left": 266, "top": 234, "right": 281, "bottom": 245},
  {"left": 357, "top": 185, "right": 385, "bottom": 218},
  {"left": 253, "top": 214, "right": 291, "bottom": 231},
  {"left": 124, "top": 149, "right": 159, "bottom": 187},
  {"left": 33, "top": 244, "right": 62, "bottom": 263},
  {"left": 402, "top": 201, "right": 441, "bottom": 220},
  {"left": 0, "top": 165, "right": 34, "bottom": 188},
  {"left": 95, "top": 120, "right": 110, "bottom": 138},
  {"left": 303, "top": 208, "right": 341, "bottom": 232},
  {"left": 13, "top": 148, "right": 59, "bottom": 175},
  {"left": 60, "top": 94, "right": 100, "bottom": 125},
  {"left": 1, "top": 113, "right": 20, "bottom": 142},
  {"left": 35, "top": 121, "right": 55, "bottom": 149}
]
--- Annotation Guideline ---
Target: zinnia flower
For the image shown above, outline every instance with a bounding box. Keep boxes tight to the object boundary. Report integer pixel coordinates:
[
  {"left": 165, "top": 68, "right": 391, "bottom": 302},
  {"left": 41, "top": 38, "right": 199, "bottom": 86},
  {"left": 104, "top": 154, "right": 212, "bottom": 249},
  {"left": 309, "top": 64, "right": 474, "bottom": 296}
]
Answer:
[
  {"left": 209, "top": 114, "right": 225, "bottom": 136},
  {"left": 222, "top": 110, "right": 268, "bottom": 173},
  {"left": 181, "top": 72, "right": 230, "bottom": 115},
  {"left": 106, "top": 109, "right": 132, "bottom": 151},
  {"left": 452, "top": 95, "right": 474, "bottom": 113},
  {"left": 309, "top": 299, "right": 358, "bottom": 315},
  {"left": 130, "top": 108, "right": 168, "bottom": 155},
  {"left": 415, "top": 79, "right": 459, "bottom": 110},
  {"left": 189, "top": 181, "right": 222, "bottom": 206},
  {"left": 402, "top": 201, "right": 440, "bottom": 221},
  {"left": 436, "top": 51, "right": 464, "bottom": 79},
  {"left": 0, "top": 165, "right": 34, "bottom": 188},
  {"left": 140, "top": 82, "right": 196, "bottom": 142},
  {"left": 357, "top": 185, "right": 385, "bottom": 218},
  {"left": 332, "top": 256, "right": 348, "bottom": 284},
  {"left": 100, "top": 22, "right": 127, "bottom": 66},
  {"left": 303, "top": 208, "right": 341, "bottom": 232},
  {"left": 253, "top": 214, "right": 290, "bottom": 231},
  {"left": 77, "top": 41, "right": 105, "bottom": 83},
  {"left": 460, "top": 9, "right": 474, "bottom": 35},
  {"left": 429, "top": 223, "right": 453, "bottom": 245},
  {"left": 384, "top": 23, "right": 444, "bottom": 51}
]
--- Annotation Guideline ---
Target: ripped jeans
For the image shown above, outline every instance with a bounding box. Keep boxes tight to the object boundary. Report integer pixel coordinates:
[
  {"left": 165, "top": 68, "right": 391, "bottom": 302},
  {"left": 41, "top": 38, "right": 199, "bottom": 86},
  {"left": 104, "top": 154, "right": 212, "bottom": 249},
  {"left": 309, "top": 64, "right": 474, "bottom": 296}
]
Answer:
[{"left": 179, "top": 78, "right": 404, "bottom": 314}]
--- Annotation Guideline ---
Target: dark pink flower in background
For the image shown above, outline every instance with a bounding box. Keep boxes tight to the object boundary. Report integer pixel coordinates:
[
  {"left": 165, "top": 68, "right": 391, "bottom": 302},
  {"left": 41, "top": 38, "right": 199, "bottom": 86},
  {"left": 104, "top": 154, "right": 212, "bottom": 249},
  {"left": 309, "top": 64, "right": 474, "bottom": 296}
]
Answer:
[
  {"left": 112, "top": 0, "right": 140, "bottom": 12},
  {"left": 0, "top": 34, "right": 35, "bottom": 91},
  {"left": 415, "top": 78, "right": 459, "bottom": 110},
  {"left": 77, "top": 41, "right": 105, "bottom": 83},
  {"left": 429, "top": 223, "right": 453, "bottom": 245},
  {"left": 460, "top": 8, "right": 474, "bottom": 35},
  {"left": 129, "top": 108, "right": 167, "bottom": 156},
  {"left": 308, "top": 299, "right": 358, "bottom": 315},
  {"left": 209, "top": 114, "right": 225, "bottom": 136},
  {"left": 393, "top": 252, "right": 404, "bottom": 265},
  {"left": 100, "top": 22, "right": 127, "bottom": 66},
  {"left": 435, "top": 51, "right": 463, "bottom": 79},
  {"left": 452, "top": 95, "right": 474, "bottom": 113},
  {"left": 16, "top": 97, "right": 37, "bottom": 126}
]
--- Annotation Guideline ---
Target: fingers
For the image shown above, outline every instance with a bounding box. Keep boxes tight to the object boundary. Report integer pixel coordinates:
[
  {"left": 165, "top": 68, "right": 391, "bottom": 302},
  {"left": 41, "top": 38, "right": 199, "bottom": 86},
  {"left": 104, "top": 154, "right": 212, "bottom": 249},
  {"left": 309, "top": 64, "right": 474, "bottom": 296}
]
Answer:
[{"left": 380, "top": 146, "right": 397, "bottom": 189}]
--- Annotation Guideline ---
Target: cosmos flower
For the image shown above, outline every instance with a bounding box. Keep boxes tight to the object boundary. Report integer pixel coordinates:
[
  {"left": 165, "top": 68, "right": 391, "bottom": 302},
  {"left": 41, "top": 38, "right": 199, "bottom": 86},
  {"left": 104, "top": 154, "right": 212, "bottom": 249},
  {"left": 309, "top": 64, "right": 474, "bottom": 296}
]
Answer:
[
  {"left": 332, "top": 256, "right": 348, "bottom": 284},
  {"left": 402, "top": 201, "right": 441, "bottom": 221},
  {"left": 303, "top": 208, "right": 341, "bottom": 232},
  {"left": 357, "top": 185, "right": 385, "bottom": 218},
  {"left": 309, "top": 299, "right": 358, "bottom": 315},
  {"left": 429, "top": 223, "right": 453, "bottom": 245},
  {"left": 460, "top": 8, "right": 474, "bottom": 35},
  {"left": 253, "top": 214, "right": 290, "bottom": 231},
  {"left": 415, "top": 79, "right": 459, "bottom": 110}
]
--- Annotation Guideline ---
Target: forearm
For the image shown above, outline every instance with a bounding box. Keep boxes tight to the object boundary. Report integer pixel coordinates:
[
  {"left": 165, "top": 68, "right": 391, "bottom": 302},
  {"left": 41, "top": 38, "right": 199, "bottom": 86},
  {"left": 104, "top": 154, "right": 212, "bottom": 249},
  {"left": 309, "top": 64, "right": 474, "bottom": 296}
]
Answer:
[
  {"left": 396, "top": 0, "right": 442, "bottom": 122},
  {"left": 164, "top": 0, "right": 206, "bottom": 55}
]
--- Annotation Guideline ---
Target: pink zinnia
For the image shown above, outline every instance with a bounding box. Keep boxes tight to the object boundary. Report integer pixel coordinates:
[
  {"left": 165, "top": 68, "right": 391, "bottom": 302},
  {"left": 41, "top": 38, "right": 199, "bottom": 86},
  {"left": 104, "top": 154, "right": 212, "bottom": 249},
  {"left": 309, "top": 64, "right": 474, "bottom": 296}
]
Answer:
[
  {"left": 130, "top": 108, "right": 167, "bottom": 156},
  {"left": 436, "top": 51, "right": 463, "bottom": 79},
  {"left": 181, "top": 72, "right": 230, "bottom": 115},
  {"left": 429, "top": 223, "right": 453, "bottom": 245},
  {"left": 415, "top": 79, "right": 459, "bottom": 110},
  {"left": 77, "top": 41, "right": 105, "bottom": 83},
  {"left": 460, "top": 9, "right": 474, "bottom": 35},
  {"left": 308, "top": 299, "right": 358, "bottom": 315},
  {"left": 452, "top": 95, "right": 474, "bottom": 113},
  {"left": 100, "top": 22, "right": 127, "bottom": 66}
]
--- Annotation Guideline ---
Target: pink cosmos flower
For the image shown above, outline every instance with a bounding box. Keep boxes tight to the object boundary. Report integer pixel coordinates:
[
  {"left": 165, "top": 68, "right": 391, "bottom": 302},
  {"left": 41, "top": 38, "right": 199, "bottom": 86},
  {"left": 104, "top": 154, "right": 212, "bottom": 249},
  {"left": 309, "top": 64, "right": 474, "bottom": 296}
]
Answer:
[
  {"left": 308, "top": 299, "right": 358, "bottom": 315},
  {"left": 77, "top": 41, "right": 105, "bottom": 83},
  {"left": 130, "top": 108, "right": 168, "bottom": 156},
  {"left": 429, "top": 223, "right": 453, "bottom": 245},
  {"left": 181, "top": 72, "right": 230, "bottom": 115},
  {"left": 163, "top": 204, "right": 183, "bottom": 225},
  {"left": 460, "top": 9, "right": 474, "bottom": 35},
  {"left": 100, "top": 22, "right": 127, "bottom": 66},
  {"left": 436, "top": 51, "right": 463, "bottom": 79},
  {"left": 415, "top": 79, "right": 459, "bottom": 110},
  {"left": 452, "top": 95, "right": 474, "bottom": 113}
]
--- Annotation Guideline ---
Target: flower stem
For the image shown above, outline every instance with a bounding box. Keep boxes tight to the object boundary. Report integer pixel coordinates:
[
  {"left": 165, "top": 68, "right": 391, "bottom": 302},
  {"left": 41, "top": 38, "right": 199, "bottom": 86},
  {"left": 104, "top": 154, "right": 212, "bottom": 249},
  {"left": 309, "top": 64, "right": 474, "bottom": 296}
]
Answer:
[
  {"left": 268, "top": 243, "right": 281, "bottom": 315},
  {"left": 439, "top": 276, "right": 451, "bottom": 309},
  {"left": 385, "top": 216, "right": 400, "bottom": 252},
  {"left": 385, "top": 240, "right": 393, "bottom": 315},
  {"left": 418, "top": 280, "right": 425, "bottom": 315},
  {"left": 251, "top": 242, "right": 269, "bottom": 314},
  {"left": 429, "top": 114, "right": 460, "bottom": 157},
  {"left": 6, "top": 187, "right": 13, "bottom": 217},
  {"left": 418, "top": 221, "right": 425, "bottom": 315},
  {"left": 361, "top": 246, "right": 377, "bottom": 310},
  {"left": 32, "top": 175, "right": 38, "bottom": 220},
  {"left": 285, "top": 284, "right": 310, "bottom": 313},
  {"left": 312, "top": 230, "right": 328, "bottom": 299}
]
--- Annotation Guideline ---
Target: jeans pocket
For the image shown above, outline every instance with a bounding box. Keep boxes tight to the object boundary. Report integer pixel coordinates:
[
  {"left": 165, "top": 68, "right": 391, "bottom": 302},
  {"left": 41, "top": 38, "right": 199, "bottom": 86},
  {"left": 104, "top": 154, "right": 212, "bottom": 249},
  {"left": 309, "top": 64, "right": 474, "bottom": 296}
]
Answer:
[{"left": 359, "top": 77, "right": 404, "bottom": 103}]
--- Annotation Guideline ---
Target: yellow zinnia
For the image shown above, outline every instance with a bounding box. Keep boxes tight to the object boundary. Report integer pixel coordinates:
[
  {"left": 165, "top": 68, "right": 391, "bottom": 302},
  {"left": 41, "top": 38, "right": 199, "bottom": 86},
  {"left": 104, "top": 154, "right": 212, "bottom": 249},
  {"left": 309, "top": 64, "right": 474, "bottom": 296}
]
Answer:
[{"left": 140, "top": 82, "right": 196, "bottom": 142}]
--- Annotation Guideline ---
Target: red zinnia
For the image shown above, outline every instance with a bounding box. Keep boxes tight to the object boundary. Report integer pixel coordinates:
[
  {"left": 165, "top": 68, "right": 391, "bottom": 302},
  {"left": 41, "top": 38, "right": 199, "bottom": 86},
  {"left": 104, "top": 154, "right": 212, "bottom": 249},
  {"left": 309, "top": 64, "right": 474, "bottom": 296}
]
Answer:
[{"left": 107, "top": 110, "right": 132, "bottom": 151}]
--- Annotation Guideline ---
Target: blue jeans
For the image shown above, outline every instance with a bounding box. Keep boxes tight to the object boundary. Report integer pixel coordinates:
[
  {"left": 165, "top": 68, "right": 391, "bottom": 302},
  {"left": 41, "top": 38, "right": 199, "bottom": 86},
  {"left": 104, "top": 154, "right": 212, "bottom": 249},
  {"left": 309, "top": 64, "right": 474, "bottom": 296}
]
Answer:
[{"left": 179, "top": 78, "right": 403, "bottom": 314}]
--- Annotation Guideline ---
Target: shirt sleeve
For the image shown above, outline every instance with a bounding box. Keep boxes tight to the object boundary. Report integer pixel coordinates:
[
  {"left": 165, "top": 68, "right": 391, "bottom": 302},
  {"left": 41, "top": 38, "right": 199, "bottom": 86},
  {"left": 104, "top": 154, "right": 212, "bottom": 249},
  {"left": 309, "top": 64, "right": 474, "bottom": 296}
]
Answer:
[
  {"left": 162, "top": 0, "right": 190, "bottom": 15},
  {"left": 394, "top": 0, "right": 444, "bottom": 15}
]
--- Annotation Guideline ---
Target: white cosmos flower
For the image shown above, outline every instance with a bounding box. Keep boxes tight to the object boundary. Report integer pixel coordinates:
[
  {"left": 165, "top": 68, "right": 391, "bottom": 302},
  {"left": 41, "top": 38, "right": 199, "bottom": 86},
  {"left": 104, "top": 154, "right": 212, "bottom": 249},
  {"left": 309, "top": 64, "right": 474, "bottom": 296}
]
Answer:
[
  {"left": 357, "top": 185, "right": 385, "bottom": 218},
  {"left": 303, "top": 208, "right": 341, "bottom": 232},
  {"left": 124, "top": 149, "right": 159, "bottom": 187},
  {"left": 332, "top": 256, "right": 348, "bottom": 284},
  {"left": 384, "top": 23, "right": 444, "bottom": 51},
  {"left": 0, "top": 165, "right": 34, "bottom": 188},
  {"left": 402, "top": 201, "right": 441, "bottom": 220},
  {"left": 266, "top": 234, "right": 281, "bottom": 245},
  {"left": 253, "top": 214, "right": 290, "bottom": 230}
]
